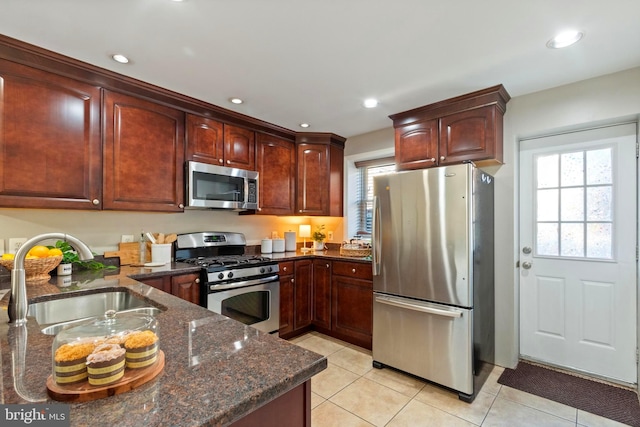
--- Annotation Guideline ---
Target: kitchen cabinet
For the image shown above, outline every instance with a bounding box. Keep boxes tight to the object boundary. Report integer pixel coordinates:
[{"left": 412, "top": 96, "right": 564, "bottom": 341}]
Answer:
[
  {"left": 391, "top": 85, "right": 510, "bottom": 171},
  {"left": 185, "top": 114, "right": 256, "bottom": 170},
  {"left": 294, "top": 259, "right": 313, "bottom": 332},
  {"left": 0, "top": 59, "right": 102, "bottom": 210},
  {"left": 279, "top": 259, "right": 313, "bottom": 338},
  {"left": 312, "top": 260, "right": 332, "bottom": 331},
  {"left": 256, "top": 133, "right": 296, "bottom": 215},
  {"left": 103, "top": 90, "right": 185, "bottom": 212},
  {"left": 137, "top": 272, "right": 200, "bottom": 305},
  {"left": 278, "top": 261, "right": 295, "bottom": 336},
  {"left": 331, "top": 261, "right": 373, "bottom": 349},
  {"left": 295, "top": 133, "right": 345, "bottom": 216}
]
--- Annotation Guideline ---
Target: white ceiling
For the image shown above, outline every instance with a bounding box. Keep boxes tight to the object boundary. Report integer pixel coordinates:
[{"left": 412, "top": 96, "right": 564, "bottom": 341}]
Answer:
[{"left": 1, "top": 0, "right": 639, "bottom": 138}]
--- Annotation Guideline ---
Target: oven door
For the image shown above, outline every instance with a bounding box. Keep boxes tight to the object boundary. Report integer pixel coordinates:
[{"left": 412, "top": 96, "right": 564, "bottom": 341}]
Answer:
[{"left": 207, "top": 277, "right": 279, "bottom": 334}]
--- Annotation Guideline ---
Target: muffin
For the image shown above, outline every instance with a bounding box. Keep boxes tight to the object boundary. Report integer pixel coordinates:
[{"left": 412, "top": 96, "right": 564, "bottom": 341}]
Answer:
[
  {"left": 86, "top": 343, "right": 126, "bottom": 386},
  {"left": 54, "top": 342, "right": 96, "bottom": 385},
  {"left": 124, "top": 330, "right": 159, "bottom": 369}
]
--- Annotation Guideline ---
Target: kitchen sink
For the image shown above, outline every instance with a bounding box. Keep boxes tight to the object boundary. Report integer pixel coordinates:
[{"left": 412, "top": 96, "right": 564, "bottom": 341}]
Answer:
[{"left": 28, "top": 290, "right": 165, "bottom": 335}]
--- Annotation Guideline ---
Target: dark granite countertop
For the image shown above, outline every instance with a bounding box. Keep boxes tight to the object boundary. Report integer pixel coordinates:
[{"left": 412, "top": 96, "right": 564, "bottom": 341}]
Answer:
[{"left": 0, "top": 264, "right": 327, "bottom": 426}]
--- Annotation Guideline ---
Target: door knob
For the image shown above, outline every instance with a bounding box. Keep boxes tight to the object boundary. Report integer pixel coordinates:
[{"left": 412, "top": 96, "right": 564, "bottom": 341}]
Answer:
[
  {"left": 522, "top": 261, "right": 532, "bottom": 269},
  {"left": 522, "top": 246, "right": 532, "bottom": 254}
]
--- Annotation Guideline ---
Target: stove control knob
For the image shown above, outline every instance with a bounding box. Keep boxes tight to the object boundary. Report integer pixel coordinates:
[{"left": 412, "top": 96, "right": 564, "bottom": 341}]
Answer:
[
  {"left": 218, "top": 273, "right": 224, "bottom": 280},
  {"left": 260, "top": 267, "right": 266, "bottom": 274},
  {"left": 267, "top": 266, "right": 273, "bottom": 272},
  {"left": 228, "top": 272, "right": 234, "bottom": 279}
]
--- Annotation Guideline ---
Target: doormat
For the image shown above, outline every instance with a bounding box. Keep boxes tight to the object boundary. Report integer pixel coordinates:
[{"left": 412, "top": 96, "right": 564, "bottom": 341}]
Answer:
[{"left": 498, "top": 361, "right": 640, "bottom": 426}]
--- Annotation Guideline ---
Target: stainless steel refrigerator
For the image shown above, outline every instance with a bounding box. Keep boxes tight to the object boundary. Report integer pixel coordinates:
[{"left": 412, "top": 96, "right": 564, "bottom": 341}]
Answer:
[{"left": 371, "top": 163, "right": 494, "bottom": 403}]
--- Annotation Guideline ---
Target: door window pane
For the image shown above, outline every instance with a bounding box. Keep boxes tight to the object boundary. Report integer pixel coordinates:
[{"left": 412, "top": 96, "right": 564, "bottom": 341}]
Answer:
[{"left": 534, "top": 146, "right": 613, "bottom": 260}]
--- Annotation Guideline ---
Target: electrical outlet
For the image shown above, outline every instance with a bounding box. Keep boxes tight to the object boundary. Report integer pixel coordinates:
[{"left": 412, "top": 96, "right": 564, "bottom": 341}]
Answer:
[
  {"left": 327, "top": 231, "right": 334, "bottom": 241},
  {"left": 121, "top": 234, "right": 135, "bottom": 243},
  {"left": 8, "top": 238, "right": 27, "bottom": 254}
]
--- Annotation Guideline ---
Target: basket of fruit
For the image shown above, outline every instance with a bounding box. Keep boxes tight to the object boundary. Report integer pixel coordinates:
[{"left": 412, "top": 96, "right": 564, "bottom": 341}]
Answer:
[{"left": 0, "top": 245, "right": 64, "bottom": 281}]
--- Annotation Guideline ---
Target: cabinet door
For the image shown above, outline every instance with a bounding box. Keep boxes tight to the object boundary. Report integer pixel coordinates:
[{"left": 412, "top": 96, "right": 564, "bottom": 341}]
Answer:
[
  {"left": 279, "top": 261, "right": 295, "bottom": 336},
  {"left": 312, "top": 260, "right": 332, "bottom": 330},
  {"left": 332, "top": 275, "right": 373, "bottom": 349},
  {"left": 138, "top": 276, "right": 171, "bottom": 293},
  {"left": 256, "top": 134, "right": 295, "bottom": 215},
  {"left": 296, "top": 143, "right": 328, "bottom": 215},
  {"left": 171, "top": 273, "right": 201, "bottom": 305},
  {"left": 0, "top": 60, "right": 102, "bottom": 209},
  {"left": 223, "top": 124, "right": 255, "bottom": 170},
  {"left": 395, "top": 119, "right": 439, "bottom": 171},
  {"left": 439, "top": 105, "right": 498, "bottom": 165},
  {"left": 185, "top": 114, "right": 224, "bottom": 165},
  {"left": 294, "top": 259, "right": 313, "bottom": 330},
  {"left": 103, "top": 90, "right": 185, "bottom": 212}
]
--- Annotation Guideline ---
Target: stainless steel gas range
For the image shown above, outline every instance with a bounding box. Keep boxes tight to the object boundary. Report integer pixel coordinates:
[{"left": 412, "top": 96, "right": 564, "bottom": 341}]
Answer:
[{"left": 174, "top": 231, "right": 280, "bottom": 334}]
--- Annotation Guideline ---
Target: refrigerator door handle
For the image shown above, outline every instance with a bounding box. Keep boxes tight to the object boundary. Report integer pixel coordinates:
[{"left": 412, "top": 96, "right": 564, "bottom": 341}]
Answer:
[
  {"left": 372, "top": 195, "right": 381, "bottom": 276},
  {"left": 375, "top": 294, "right": 464, "bottom": 318}
]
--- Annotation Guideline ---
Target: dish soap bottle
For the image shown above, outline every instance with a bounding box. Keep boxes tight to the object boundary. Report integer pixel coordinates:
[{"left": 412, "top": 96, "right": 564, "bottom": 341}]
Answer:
[{"left": 139, "top": 232, "right": 146, "bottom": 264}]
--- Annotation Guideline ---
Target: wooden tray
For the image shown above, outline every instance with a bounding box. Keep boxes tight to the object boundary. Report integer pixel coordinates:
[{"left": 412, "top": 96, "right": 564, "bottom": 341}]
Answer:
[{"left": 46, "top": 350, "right": 164, "bottom": 402}]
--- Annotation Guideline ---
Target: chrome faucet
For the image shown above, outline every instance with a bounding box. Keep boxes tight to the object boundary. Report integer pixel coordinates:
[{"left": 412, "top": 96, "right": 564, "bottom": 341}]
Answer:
[{"left": 8, "top": 233, "right": 94, "bottom": 325}]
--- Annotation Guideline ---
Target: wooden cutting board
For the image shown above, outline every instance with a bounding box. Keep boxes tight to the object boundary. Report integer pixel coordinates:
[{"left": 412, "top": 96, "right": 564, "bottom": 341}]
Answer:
[{"left": 104, "top": 242, "right": 147, "bottom": 265}]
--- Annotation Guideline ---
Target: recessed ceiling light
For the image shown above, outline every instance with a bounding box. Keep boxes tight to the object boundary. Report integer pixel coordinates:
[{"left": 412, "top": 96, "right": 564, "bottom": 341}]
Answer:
[
  {"left": 546, "top": 30, "right": 584, "bottom": 49},
  {"left": 363, "top": 98, "right": 378, "bottom": 108},
  {"left": 111, "top": 54, "right": 130, "bottom": 64},
  {"left": 299, "top": 123, "right": 310, "bottom": 128},
  {"left": 229, "top": 98, "right": 244, "bottom": 104}
]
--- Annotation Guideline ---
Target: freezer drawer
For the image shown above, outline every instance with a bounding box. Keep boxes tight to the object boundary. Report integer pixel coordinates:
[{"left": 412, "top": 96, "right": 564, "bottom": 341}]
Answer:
[{"left": 372, "top": 293, "right": 473, "bottom": 395}]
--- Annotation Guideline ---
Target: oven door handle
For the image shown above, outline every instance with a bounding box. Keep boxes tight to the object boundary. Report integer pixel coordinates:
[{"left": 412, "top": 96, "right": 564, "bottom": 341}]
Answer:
[{"left": 209, "top": 274, "right": 279, "bottom": 291}]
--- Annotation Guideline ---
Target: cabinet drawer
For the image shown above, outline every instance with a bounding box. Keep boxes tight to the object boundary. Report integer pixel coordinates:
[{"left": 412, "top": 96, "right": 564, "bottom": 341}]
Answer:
[
  {"left": 332, "top": 261, "right": 373, "bottom": 280},
  {"left": 279, "top": 261, "right": 294, "bottom": 275}
]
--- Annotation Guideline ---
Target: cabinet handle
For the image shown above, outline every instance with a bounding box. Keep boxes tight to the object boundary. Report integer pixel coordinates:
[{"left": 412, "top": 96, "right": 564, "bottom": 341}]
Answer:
[
  {"left": 178, "top": 203, "right": 184, "bottom": 209},
  {"left": 92, "top": 199, "right": 100, "bottom": 205},
  {"left": 326, "top": 264, "right": 330, "bottom": 268},
  {"left": 290, "top": 278, "right": 294, "bottom": 283},
  {"left": 195, "top": 278, "right": 200, "bottom": 283},
  {"left": 219, "top": 159, "right": 223, "bottom": 164},
  {"left": 440, "top": 156, "right": 445, "bottom": 161},
  {"left": 226, "top": 160, "right": 231, "bottom": 164},
  {"left": 283, "top": 266, "right": 287, "bottom": 272},
  {"left": 352, "top": 268, "right": 356, "bottom": 273},
  {"left": 429, "top": 158, "right": 436, "bottom": 162}
]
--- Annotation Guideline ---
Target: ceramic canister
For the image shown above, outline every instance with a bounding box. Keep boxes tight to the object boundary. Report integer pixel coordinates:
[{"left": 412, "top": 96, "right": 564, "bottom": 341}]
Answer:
[
  {"left": 272, "top": 238, "right": 285, "bottom": 253},
  {"left": 261, "top": 239, "right": 273, "bottom": 253},
  {"left": 284, "top": 231, "right": 297, "bottom": 252}
]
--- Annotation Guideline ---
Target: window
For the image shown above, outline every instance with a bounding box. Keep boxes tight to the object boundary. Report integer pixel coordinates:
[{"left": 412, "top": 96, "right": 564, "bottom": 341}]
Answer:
[
  {"left": 354, "top": 157, "right": 396, "bottom": 237},
  {"left": 534, "top": 146, "right": 614, "bottom": 259}
]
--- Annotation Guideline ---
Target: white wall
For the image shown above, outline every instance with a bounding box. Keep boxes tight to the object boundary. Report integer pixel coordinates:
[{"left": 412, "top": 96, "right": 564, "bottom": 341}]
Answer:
[
  {"left": 343, "top": 66, "right": 640, "bottom": 367},
  {"left": 0, "top": 208, "right": 345, "bottom": 255}
]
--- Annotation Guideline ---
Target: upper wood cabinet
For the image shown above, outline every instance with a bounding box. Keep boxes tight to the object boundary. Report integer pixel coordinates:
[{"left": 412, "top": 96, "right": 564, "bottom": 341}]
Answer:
[
  {"left": 185, "top": 114, "right": 255, "bottom": 171},
  {"left": 391, "top": 85, "right": 510, "bottom": 171},
  {"left": 256, "top": 133, "right": 296, "bottom": 215},
  {"left": 103, "top": 90, "right": 185, "bottom": 212},
  {"left": 295, "top": 133, "right": 345, "bottom": 216},
  {"left": 0, "top": 59, "right": 102, "bottom": 209}
]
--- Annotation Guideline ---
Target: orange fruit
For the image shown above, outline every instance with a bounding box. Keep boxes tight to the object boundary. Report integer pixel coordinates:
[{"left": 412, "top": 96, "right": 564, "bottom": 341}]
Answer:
[
  {"left": 1, "top": 253, "right": 14, "bottom": 260},
  {"left": 26, "top": 255, "right": 39, "bottom": 259},
  {"left": 28, "top": 245, "right": 50, "bottom": 258},
  {"left": 48, "top": 248, "right": 63, "bottom": 257}
]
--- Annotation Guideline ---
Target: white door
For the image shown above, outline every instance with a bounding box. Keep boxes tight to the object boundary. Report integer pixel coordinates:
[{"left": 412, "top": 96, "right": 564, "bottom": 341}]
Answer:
[{"left": 519, "top": 123, "right": 638, "bottom": 384}]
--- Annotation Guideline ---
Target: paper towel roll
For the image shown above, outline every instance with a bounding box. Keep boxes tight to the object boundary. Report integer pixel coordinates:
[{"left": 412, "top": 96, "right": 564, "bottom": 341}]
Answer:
[
  {"left": 284, "top": 231, "right": 296, "bottom": 252},
  {"left": 261, "top": 239, "right": 272, "bottom": 253},
  {"left": 272, "top": 238, "right": 285, "bottom": 253}
]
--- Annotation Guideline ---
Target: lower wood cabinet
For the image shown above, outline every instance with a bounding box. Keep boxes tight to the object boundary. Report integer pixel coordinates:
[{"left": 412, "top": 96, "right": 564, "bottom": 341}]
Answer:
[
  {"left": 279, "top": 258, "right": 372, "bottom": 349},
  {"left": 138, "top": 272, "right": 200, "bottom": 305}
]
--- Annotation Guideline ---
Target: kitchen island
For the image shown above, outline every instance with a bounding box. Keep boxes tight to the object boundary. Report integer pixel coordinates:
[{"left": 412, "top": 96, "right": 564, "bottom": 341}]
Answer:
[{"left": 0, "top": 267, "right": 326, "bottom": 426}]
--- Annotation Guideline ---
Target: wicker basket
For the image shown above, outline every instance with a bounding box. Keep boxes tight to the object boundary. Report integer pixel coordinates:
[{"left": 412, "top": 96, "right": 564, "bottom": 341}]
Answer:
[
  {"left": 339, "top": 247, "right": 372, "bottom": 257},
  {"left": 0, "top": 256, "right": 63, "bottom": 281}
]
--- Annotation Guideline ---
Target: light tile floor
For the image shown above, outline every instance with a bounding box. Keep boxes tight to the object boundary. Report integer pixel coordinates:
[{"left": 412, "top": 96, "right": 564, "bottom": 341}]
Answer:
[{"left": 290, "top": 332, "right": 631, "bottom": 427}]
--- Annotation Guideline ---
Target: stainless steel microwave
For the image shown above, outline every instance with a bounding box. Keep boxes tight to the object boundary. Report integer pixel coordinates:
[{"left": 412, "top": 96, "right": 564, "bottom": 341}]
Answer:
[{"left": 186, "top": 161, "right": 258, "bottom": 210}]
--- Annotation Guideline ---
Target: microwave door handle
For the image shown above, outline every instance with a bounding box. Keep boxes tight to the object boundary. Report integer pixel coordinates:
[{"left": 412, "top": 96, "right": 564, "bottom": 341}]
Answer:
[
  {"left": 372, "top": 196, "right": 381, "bottom": 276},
  {"left": 374, "top": 295, "right": 463, "bottom": 318}
]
